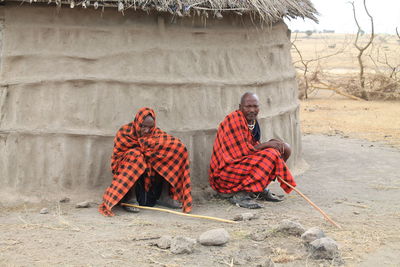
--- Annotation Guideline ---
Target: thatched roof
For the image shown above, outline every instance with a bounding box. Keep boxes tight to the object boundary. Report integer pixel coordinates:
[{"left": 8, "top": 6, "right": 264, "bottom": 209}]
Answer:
[{"left": 11, "top": 0, "right": 318, "bottom": 23}]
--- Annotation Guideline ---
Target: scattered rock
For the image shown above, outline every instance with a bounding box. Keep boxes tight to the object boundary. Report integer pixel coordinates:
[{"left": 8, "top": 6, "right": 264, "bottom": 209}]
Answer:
[
  {"left": 156, "top": 235, "right": 172, "bottom": 249},
  {"left": 39, "top": 208, "right": 49, "bottom": 214},
  {"left": 75, "top": 201, "right": 90, "bottom": 208},
  {"left": 232, "top": 250, "right": 252, "bottom": 265},
  {"left": 301, "top": 227, "right": 325, "bottom": 243},
  {"left": 309, "top": 237, "right": 340, "bottom": 259},
  {"left": 198, "top": 228, "right": 230, "bottom": 246},
  {"left": 308, "top": 108, "right": 316, "bottom": 112},
  {"left": 170, "top": 236, "right": 196, "bottom": 254},
  {"left": 275, "top": 219, "right": 305, "bottom": 236},
  {"left": 59, "top": 197, "right": 70, "bottom": 203},
  {"left": 249, "top": 229, "right": 269, "bottom": 241},
  {"left": 233, "top": 212, "right": 259, "bottom": 221},
  {"left": 256, "top": 258, "right": 276, "bottom": 267},
  {"left": 353, "top": 211, "right": 360, "bottom": 215}
]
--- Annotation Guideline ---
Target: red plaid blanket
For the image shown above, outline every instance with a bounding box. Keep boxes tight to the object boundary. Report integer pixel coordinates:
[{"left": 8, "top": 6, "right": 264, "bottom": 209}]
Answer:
[
  {"left": 99, "top": 107, "right": 192, "bottom": 216},
  {"left": 209, "top": 110, "right": 296, "bottom": 194}
]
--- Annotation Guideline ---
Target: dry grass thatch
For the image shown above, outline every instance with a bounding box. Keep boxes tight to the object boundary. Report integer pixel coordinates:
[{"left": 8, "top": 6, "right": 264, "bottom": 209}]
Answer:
[{"left": 9, "top": 0, "right": 318, "bottom": 23}]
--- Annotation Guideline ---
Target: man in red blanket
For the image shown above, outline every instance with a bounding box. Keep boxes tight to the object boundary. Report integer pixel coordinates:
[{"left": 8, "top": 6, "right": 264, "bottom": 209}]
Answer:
[
  {"left": 99, "top": 107, "right": 192, "bottom": 216},
  {"left": 209, "top": 92, "right": 296, "bottom": 209}
]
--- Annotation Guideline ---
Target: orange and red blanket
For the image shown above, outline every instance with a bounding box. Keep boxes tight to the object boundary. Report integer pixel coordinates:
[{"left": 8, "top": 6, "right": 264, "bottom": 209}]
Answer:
[
  {"left": 99, "top": 107, "right": 192, "bottom": 216},
  {"left": 209, "top": 110, "right": 296, "bottom": 194}
]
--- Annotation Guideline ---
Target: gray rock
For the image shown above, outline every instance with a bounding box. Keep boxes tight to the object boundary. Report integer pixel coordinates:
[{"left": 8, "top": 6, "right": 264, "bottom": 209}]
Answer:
[
  {"left": 170, "top": 236, "right": 196, "bottom": 254},
  {"left": 249, "top": 229, "right": 269, "bottom": 241},
  {"left": 156, "top": 235, "right": 172, "bottom": 249},
  {"left": 233, "top": 212, "right": 259, "bottom": 221},
  {"left": 198, "top": 228, "right": 230, "bottom": 246},
  {"left": 39, "top": 208, "right": 49, "bottom": 214},
  {"left": 75, "top": 201, "right": 90, "bottom": 208},
  {"left": 275, "top": 219, "right": 305, "bottom": 236},
  {"left": 309, "top": 237, "right": 339, "bottom": 259},
  {"left": 59, "top": 197, "right": 70, "bottom": 203},
  {"left": 301, "top": 227, "right": 325, "bottom": 243}
]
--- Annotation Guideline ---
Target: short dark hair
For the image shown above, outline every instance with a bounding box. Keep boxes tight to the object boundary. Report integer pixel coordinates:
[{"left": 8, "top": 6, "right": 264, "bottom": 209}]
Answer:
[{"left": 240, "top": 92, "right": 259, "bottom": 105}]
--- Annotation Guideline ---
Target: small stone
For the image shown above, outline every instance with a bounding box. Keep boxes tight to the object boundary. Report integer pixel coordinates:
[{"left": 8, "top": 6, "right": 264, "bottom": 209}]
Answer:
[
  {"left": 257, "top": 258, "right": 276, "bottom": 267},
  {"left": 233, "top": 212, "right": 258, "bottom": 221},
  {"left": 301, "top": 227, "right": 325, "bottom": 243},
  {"left": 309, "top": 237, "right": 340, "bottom": 259},
  {"left": 170, "top": 236, "right": 196, "bottom": 254},
  {"left": 308, "top": 108, "right": 316, "bottom": 112},
  {"left": 275, "top": 219, "right": 305, "bottom": 236},
  {"left": 249, "top": 229, "right": 269, "bottom": 241},
  {"left": 198, "top": 228, "right": 230, "bottom": 246},
  {"left": 353, "top": 211, "right": 360, "bottom": 215},
  {"left": 156, "top": 235, "right": 172, "bottom": 249},
  {"left": 40, "top": 208, "right": 49, "bottom": 214},
  {"left": 59, "top": 197, "right": 70, "bottom": 203},
  {"left": 232, "top": 250, "right": 252, "bottom": 265},
  {"left": 75, "top": 201, "right": 90, "bottom": 208}
]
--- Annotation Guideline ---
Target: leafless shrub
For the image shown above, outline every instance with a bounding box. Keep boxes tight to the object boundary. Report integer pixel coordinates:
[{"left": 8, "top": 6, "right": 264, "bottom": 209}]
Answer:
[{"left": 350, "top": 0, "right": 375, "bottom": 100}]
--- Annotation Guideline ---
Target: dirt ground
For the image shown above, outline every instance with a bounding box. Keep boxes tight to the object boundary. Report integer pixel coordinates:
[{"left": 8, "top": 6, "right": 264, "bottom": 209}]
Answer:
[{"left": 1, "top": 91, "right": 400, "bottom": 266}]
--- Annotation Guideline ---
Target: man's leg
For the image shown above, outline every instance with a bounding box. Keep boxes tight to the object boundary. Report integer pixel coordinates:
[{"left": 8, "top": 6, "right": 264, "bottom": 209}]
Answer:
[
  {"left": 157, "top": 177, "right": 182, "bottom": 209},
  {"left": 119, "top": 180, "right": 140, "bottom": 213}
]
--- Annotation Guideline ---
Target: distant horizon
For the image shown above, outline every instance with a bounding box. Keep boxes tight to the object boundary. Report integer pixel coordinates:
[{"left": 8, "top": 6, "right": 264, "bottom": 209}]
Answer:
[{"left": 285, "top": 0, "right": 400, "bottom": 35}]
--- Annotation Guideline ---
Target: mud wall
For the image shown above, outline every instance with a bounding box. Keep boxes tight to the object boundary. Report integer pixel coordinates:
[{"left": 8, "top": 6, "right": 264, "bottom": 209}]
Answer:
[{"left": 0, "top": 5, "right": 301, "bottom": 202}]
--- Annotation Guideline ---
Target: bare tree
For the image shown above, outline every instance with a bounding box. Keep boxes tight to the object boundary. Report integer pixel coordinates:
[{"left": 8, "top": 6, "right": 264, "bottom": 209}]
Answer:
[
  {"left": 350, "top": 0, "right": 375, "bottom": 100},
  {"left": 396, "top": 27, "right": 400, "bottom": 40},
  {"left": 291, "top": 34, "right": 345, "bottom": 99}
]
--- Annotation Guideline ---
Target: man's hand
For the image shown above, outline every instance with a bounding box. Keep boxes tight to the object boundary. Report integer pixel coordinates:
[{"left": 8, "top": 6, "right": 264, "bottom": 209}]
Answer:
[
  {"left": 254, "top": 139, "right": 284, "bottom": 153},
  {"left": 254, "top": 139, "right": 291, "bottom": 161}
]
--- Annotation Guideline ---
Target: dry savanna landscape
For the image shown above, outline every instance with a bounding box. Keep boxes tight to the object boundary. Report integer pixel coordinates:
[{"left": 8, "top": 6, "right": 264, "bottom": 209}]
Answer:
[{"left": 1, "top": 33, "right": 399, "bottom": 266}]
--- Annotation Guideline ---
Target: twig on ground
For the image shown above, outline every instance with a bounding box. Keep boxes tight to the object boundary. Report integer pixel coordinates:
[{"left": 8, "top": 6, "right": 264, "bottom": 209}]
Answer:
[{"left": 132, "top": 236, "right": 161, "bottom": 242}]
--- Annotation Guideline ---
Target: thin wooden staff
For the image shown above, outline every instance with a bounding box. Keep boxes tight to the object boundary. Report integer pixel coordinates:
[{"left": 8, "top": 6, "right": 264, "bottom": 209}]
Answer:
[
  {"left": 276, "top": 176, "right": 342, "bottom": 229},
  {"left": 121, "top": 203, "right": 238, "bottom": 224}
]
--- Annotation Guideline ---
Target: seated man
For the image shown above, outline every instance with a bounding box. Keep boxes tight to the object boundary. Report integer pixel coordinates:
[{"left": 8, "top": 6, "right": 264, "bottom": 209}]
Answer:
[
  {"left": 208, "top": 92, "right": 296, "bottom": 209},
  {"left": 99, "top": 107, "right": 192, "bottom": 216}
]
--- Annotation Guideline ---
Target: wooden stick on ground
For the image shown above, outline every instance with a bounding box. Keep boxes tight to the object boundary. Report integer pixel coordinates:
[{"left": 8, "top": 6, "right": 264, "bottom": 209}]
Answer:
[
  {"left": 276, "top": 177, "right": 342, "bottom": 229},
  {"left": 121, "top": 203, "right": 238, "bottom": 224}
]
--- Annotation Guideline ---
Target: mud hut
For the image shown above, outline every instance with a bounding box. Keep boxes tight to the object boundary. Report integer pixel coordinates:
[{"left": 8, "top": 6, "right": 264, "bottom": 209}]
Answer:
[{"left": 0, "top": 0, "right": 317, "bottom": 202}]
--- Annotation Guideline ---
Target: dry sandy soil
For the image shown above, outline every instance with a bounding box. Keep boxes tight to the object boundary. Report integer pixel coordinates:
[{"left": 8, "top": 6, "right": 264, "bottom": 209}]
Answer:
[{"left": 1, "top": 90, "right": 399, "bottom": 266}]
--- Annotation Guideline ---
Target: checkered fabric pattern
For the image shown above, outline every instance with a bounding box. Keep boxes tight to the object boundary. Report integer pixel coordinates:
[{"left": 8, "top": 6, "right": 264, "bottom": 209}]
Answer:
[
  {"left": 208, "top": 110, "right": 296, "bottom": 194},
  {"left": 99, "top": 107, "right": 192, "bottom": 216}
]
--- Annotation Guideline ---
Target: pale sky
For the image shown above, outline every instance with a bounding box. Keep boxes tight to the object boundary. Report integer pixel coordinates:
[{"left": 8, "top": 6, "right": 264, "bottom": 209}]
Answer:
[{"left": 285, "top": 0, "right": 400, "bottom": 34}]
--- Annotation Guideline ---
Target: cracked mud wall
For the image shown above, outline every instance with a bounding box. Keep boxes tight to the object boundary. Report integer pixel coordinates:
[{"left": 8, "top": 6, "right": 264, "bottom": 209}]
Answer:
[{"left": 0, "top": 4, "right": 302, "bottom": 202}]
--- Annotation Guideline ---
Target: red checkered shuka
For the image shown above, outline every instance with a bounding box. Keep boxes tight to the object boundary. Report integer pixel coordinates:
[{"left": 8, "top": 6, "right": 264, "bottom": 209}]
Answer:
[
  {"left": 208, "top": 110, "right": 296, "bottom": 194},
  {"left": 99, "top": 107, "right": 192, "bottom": 216}
]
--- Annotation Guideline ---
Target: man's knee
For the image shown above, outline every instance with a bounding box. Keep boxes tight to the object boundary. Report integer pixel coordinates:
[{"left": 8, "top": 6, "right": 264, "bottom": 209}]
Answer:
[{"left": 282, "top": 142, "right": 291, "bottom": 162}]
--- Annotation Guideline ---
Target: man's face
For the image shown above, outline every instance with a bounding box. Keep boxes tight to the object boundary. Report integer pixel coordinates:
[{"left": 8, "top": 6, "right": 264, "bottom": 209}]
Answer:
[
  {"left": 239, "top": 95, "right": 260, "bottom": 122},
  {"left": 140, "top": 115, "right": 155, "bottom": 137}
]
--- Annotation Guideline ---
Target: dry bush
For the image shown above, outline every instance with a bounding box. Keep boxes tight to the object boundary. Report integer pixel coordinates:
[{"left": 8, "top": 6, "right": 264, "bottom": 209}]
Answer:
[{"left": 296, "top": 69, "right": 400, "bottom": 101}]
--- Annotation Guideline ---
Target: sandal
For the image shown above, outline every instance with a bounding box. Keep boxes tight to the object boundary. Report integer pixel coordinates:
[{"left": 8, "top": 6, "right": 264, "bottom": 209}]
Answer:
[
  {"left": 255, "top": 189, "right": 284, "bottom": 202},
  {"left": 230, "top": 192, "right": 263, "bottom": 209},
  {"left": 157, "top": 198, "right": 182, "bottom": 209},
  {"left": 121, "top": 200, "right": 140, "bottom": 213}
]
